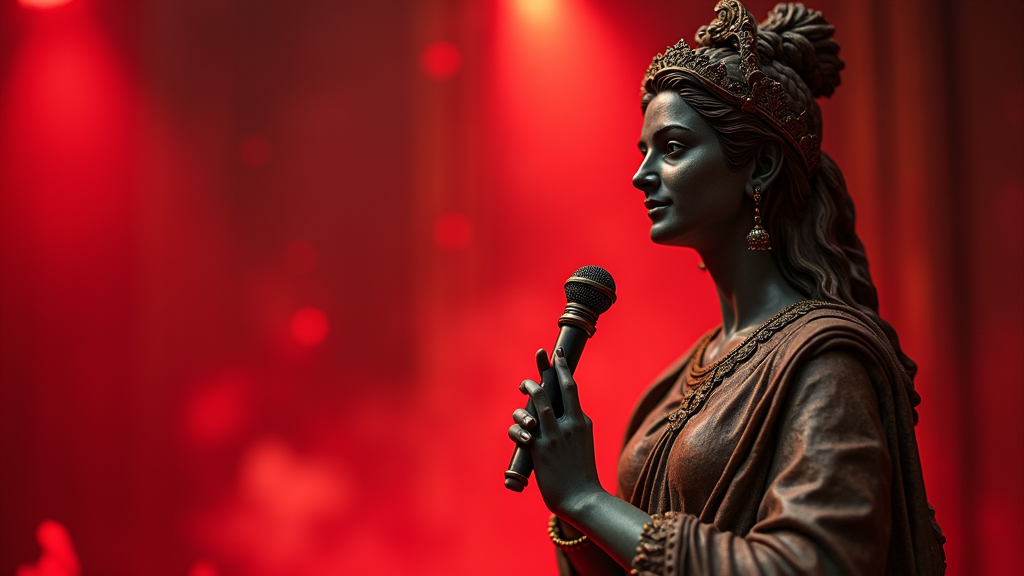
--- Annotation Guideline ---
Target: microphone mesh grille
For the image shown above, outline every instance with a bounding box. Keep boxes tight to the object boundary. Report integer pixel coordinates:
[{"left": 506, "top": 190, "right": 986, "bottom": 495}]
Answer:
[{"left": 564, "top": 265, "right": 616, "bottom": 315}]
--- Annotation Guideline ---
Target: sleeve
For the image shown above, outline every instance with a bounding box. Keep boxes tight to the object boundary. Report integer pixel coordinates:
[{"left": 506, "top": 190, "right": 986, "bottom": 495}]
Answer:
[{"left": 630, "top": 351, "right": 893, "bottom": 576}]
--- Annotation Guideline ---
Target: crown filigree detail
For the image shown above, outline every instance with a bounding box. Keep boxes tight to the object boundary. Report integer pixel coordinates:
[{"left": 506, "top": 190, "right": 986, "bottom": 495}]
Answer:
[{"left": 642, "top": 0, "right": 820, "bottom": 174}]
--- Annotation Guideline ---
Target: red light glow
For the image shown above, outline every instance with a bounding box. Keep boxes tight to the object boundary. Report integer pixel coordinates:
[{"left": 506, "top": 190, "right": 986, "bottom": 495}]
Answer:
[
  {"left": 186, "top": 560, "right": 219, "bottom": 576},
  {"left": 18, "top": 0, "right": 74, "bottom": 10},
  {"left": 513, "top": 0, "right": 559, "bottom": 24},
  {"left": 239, "top": 135, "right": 272, "bottom": 168},
  {"left": 290, "top": 307, "right": 329, "bottom": 346},
  {"left": 199, "top": 438, "right": 353, "bottom": 573},
  {"left": 185, "top": 375, "right": 247, "bottom": 446},
  {"left": 432, "top": 212, "right": 472, "bottom": 251},
  {"left": 420, "top": 41, "right": 462, "bottom": 80},
  {"left": 15, "top": 520, "right": 80, "bottom": 576}
]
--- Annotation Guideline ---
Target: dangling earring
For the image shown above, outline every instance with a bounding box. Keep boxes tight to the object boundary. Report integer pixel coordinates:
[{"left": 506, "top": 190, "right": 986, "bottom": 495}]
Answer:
[{"left": 746, "top": 184, "right": 771, "bottom": 251}]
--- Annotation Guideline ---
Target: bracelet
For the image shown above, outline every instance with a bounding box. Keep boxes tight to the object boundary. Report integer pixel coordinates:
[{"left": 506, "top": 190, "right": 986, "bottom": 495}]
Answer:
[{"left": 548, "top": 514, "right": 591, "bottom": 551}]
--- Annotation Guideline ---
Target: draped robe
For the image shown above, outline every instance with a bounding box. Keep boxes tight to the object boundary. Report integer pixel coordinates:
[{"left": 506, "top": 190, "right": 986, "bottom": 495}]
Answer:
[{"left": 556, "top": 301, "right": 945, "bottom": 576}]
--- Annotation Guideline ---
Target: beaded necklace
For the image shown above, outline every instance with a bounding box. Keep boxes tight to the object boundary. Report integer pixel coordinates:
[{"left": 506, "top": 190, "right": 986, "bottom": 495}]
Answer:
[{"left": 666, "top": 299, "right": 828, "bottom": 431}]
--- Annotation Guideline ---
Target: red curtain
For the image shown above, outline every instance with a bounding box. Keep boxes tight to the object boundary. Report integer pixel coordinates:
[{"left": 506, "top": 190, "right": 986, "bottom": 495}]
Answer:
[{"left": 1, "top": 0, "right": 1020, "bottom": 574}]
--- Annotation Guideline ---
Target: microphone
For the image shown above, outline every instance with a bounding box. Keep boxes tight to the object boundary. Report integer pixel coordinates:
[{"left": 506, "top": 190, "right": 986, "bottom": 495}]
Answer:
[{"left": 504, "top": 265, "right": 617, "bottom": 492}]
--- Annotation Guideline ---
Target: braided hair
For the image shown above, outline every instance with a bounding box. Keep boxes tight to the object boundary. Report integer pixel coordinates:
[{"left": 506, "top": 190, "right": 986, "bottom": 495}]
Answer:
[{"left": 642, "top": 3, "right": 922, "bottom": 420}]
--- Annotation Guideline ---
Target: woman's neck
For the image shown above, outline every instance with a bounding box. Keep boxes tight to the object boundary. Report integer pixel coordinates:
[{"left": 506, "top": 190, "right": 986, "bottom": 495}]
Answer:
[{"left": 697, "top": 233, "right": 804, "bottom": 355}]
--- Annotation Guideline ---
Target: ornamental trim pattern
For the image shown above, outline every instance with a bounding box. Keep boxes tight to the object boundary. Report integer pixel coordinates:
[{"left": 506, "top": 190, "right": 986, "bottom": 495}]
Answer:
[
  {"left": 630, "top": 511, "right": 681, "bottom": 576},
  {"left": 666, "top": 299, "right": 828, "bottom": 431}
]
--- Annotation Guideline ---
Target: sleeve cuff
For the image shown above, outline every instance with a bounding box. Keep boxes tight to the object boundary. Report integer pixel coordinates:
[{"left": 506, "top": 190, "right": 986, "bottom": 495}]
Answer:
[{"left": 630, "top": 511, "right": 683, "bottom": 576}]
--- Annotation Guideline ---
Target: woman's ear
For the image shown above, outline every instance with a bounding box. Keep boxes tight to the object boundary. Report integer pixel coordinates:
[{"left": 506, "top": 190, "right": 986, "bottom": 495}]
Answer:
[{"left": 746, "top": 141, "right": 784, "bottom": 196}]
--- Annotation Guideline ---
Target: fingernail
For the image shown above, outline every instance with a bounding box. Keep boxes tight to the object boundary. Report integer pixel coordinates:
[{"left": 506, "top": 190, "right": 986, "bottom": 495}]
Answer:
[
  {"left": 556, "top": 347, "right": 564, "bottom": 358},
  {"left": 519, "top": 430, "right": 531, "bottom": 441},
  {"left": 523, "top": 416, "right": 534, "bottom": 426}
]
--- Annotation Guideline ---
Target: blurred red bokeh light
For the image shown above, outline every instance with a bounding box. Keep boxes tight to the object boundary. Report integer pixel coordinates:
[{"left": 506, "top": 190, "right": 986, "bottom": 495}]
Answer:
[
  {"left": 419, "top": 41, "right": 462, "bottom": 80},
  {"left": 186, "top": 375, "right": 247, "bottom": 447},
  {"left": 14, "top": 520, "right": 79, "bottom": 576},
  {"left": 186, "top": 561, "right": 219, "bottom": 576},
  {"left": 18, "top": 0, "right": 73, "bottom": 10},
  {"left": 290, "top": 307, "right": 329, "bottom": 346}
]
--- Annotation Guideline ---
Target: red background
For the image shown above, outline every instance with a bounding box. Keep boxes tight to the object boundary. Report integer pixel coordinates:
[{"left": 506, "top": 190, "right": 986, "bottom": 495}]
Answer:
[{"left": 1, "top": 0, "right": 1021, "bottom": 575}]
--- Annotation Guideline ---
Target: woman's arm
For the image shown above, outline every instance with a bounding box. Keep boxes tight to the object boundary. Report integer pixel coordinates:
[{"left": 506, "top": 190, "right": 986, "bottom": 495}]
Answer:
[
  {"left": 551, "top": 517, "right": 632, "bottom": 576},
  {"left": 511, "top": 349, "right": 892, "bottom": 576},
  {"left": 509, "top": 348, "right": 649, "bottom": 572}
]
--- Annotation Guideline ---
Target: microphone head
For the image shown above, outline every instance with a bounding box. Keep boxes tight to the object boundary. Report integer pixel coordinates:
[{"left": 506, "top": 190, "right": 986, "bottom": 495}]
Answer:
[{"left": 564, "top": 265, "right": 617, "bottom": 316}]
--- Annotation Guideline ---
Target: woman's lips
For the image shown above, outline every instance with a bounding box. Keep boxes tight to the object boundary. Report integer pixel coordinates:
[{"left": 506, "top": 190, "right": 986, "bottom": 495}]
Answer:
[{"left": 644, "top": 198, "right": 671, "bottom": 216}]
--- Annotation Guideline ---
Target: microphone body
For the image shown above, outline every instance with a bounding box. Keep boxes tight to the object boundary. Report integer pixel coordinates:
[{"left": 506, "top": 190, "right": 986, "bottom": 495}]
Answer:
[{"left": 504, "top": 266, "right": 616, "bottom": 492}]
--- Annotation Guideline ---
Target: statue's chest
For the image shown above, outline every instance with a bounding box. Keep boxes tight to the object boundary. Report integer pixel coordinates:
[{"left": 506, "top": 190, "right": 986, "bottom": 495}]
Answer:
[{"left": 664, "top": 366, "right": 768, "bottom": 514}]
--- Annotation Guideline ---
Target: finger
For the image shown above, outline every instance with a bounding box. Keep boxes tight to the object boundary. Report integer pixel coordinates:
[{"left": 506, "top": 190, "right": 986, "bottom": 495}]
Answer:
[
  {"left": 535, "top": 348, "right": 551, "bottom": 377},
  {"left": 508, "top": 424, "right": 533, "bottom": 445},
  {"left": 512, "top": 408, "right": 537, "bottom": 430},
  {"left": 518, "top": 379, "right": 538, "bottom": 395},
  {"left": 522, "top": 379, "right": 558, "bottom": 431},
  {"left": 535, "top": 348, "right": 559, "bottom": 416},
  {"left": 553, "top": 347, "right": 581, "bottom": 417}
]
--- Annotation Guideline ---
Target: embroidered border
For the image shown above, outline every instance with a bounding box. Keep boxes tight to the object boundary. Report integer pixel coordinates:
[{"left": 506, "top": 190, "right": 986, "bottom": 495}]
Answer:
[
  {"left": 666, "top": 300, "right": 827, "bottom": 430},
  {"left": 630, "top": 511, "right": 681, "bottom": 576}
]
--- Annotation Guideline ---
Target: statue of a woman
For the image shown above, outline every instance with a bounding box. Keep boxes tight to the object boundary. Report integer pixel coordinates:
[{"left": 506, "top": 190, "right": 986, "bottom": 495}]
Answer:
[{"left": 505, "top": 2, "right": 947, "bottom": 574}]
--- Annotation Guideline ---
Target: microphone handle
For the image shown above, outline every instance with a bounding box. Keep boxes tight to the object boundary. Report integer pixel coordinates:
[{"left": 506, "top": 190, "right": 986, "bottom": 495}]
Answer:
[{"left": 504, "top": 324, "right": 589, "bottom": 492}]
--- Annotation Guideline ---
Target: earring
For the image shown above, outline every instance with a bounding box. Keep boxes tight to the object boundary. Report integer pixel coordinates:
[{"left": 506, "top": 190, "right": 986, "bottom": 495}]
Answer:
[{"left": 746, "top": 184, "right": 771, "bottom": 251}]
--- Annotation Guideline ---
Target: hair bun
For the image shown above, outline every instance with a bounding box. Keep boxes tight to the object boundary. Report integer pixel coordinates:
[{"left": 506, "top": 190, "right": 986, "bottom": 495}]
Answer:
[{"left": 757, "top": 3, "right": 843, "bottom": 98}]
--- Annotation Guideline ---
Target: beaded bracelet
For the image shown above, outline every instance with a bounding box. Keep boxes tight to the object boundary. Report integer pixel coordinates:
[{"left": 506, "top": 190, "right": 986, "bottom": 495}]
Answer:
[{"left": 548, "top": 514, "right": 591, "bottom": 551}]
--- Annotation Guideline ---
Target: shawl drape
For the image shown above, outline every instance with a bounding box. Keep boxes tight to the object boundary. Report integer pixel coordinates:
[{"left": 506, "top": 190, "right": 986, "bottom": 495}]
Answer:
[{"left": 556, "top": 301, "right": 945, "bottom": 576}]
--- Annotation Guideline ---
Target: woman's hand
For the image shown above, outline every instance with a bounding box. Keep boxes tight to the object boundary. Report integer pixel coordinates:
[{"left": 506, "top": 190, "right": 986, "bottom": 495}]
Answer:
[{"left": 507, "top": 347, "right": 604, "bottom": 518}]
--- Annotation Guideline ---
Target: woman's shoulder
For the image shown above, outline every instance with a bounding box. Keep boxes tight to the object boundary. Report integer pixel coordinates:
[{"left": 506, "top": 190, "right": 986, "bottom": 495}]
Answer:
[
  {"left": 621, "top": 300, "right": 903, "bottom": 443},
  {"left": 684, "top": 300, "right": 895, "bottom": 384},
  {"left": 762, "top": 299, "right": 883, "bottom": 343},
  {"left": 772, "top": 300, "right": 898, "bottom": 365},
  {"left": 752, "top": 301, "right": 920, "bottom": 424},
  {"left": 625, "top": 301, "right": 874, "bottom": 410}
]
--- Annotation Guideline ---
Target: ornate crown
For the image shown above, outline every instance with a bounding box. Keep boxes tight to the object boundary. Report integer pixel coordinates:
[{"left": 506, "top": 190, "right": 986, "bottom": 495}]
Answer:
[{"left": 642, "top": 0, "right": 820, "bottom": 174}]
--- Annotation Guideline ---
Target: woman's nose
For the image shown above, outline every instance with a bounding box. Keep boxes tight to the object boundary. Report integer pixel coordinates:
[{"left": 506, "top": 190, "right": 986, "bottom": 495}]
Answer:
[{"left": 632, "top": 167, "right": 659, "bottom": 193}]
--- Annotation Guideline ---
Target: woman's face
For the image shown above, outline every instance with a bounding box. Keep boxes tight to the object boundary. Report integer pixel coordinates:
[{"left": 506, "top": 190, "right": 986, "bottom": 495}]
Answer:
[{"left": 633, "top": 91, "right": 749, "bottom": 249}]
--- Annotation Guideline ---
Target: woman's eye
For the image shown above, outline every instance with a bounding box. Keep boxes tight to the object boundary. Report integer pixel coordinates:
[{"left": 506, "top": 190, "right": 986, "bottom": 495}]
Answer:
[{"left": 666, "top": 141, "right": 685, "bottom": 156}]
